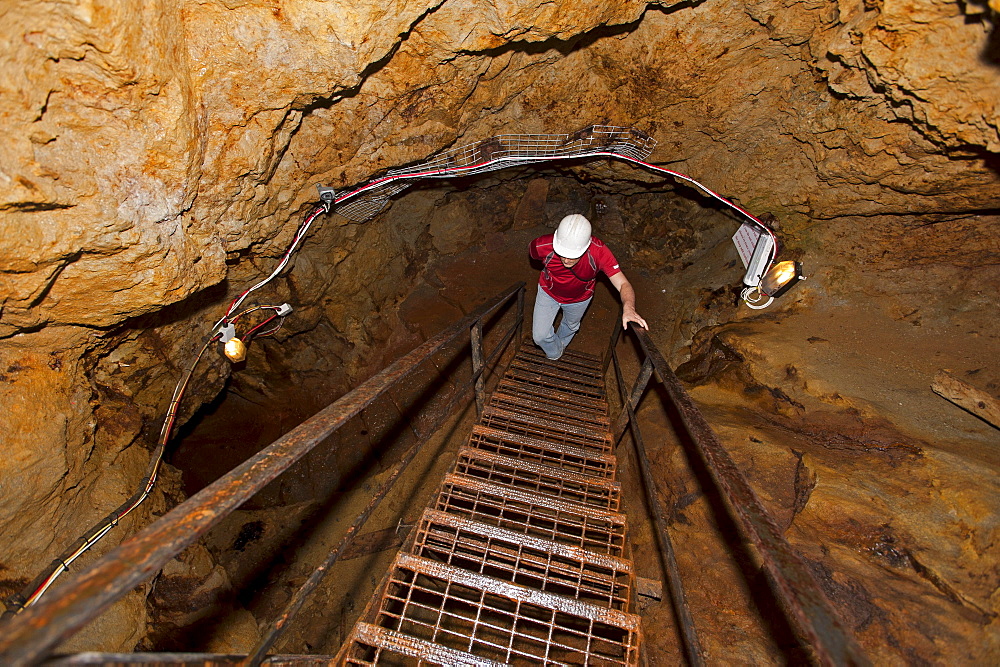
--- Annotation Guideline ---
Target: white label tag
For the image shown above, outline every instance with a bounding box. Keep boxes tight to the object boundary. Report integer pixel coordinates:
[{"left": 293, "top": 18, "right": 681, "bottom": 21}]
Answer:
[{"left": 732, "top": 223, "right": 761, "bottom": 269}]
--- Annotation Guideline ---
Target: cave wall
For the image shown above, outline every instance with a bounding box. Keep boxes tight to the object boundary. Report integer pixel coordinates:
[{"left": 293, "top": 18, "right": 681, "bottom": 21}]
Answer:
[{"left": 1, "top": 0, "right": 998, "bottom": 656}]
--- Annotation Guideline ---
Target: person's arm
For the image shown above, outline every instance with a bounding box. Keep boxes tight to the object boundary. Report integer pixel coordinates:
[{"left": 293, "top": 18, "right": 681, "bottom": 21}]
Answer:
[
  {"left": 528, "top": 237, "right": 542, "bottom": 261},
  {"left": 609, "top": 272, "right": 648, "bottom": 330}
]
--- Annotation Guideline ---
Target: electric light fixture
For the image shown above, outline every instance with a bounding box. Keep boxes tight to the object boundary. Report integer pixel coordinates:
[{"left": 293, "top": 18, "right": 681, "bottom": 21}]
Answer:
[
  {"left": 760, "top": 260, "right": 804, "bottom": 298},
  {"left": 224, "top": 337, "right": 247, "bottom": 362},
  {"left": 741, "top": 260, "right": 806, "bottom": 309}
]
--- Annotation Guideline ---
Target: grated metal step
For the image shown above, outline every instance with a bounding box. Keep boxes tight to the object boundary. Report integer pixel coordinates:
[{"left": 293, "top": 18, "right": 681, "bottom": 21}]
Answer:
[
  {"left": 412, "top": 509, "right": 634, "bottom": 610},
  {"left": 467, "top": 426, "right": 617, "bottom": 480},
  {"left": 519, "top": 345, "right": 603, "bottom": 372},
  {"left": 349, "top": 554, "right": 640, "bottom": 666},
  {"left": 453, "top": 448, "right": 622, "bottom": 511},
  {"left": 482, "top": 406, "right": 612, "bottom": 446},
  {"left": 509, "top": 358, "right": 605, "bottom": 388},
  {"left": 435, "top": 473, "right": 628, "bottom": 556},
  {"left": 489, "top": 391, "right": 610, "bottom": 428},
  {"left": 503, "top": 368, "right": 605, "bottom": 401},
  {"left": 338, "top": 344, "right": 641, "bottom": 665}
]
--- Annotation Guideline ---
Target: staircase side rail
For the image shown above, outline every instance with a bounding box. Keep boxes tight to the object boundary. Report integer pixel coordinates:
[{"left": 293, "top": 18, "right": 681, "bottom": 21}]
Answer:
[
  {"left": 606, "top": 318, "right": 704, "bottom": 666},
  {"left": 44, "top": 651, "right": 335, "bottom": 665},
  {"left": 247, "top": 286, "right": 525, "bottom": 664},
  {"left": 617, "top": 325, "right": 868, "bottom": 667},
  {"left": 0, "top": 282, "right": 526, "bottom": 667}
]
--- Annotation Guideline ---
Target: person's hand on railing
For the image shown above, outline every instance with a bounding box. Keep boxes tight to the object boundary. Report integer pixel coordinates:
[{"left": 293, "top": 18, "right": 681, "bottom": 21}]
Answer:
[
  {"left": 623, "top": 304, "right": 648, "bottom": 331},
  {"left": 609, "top": 273, "right": 648, "bottom": 331}
]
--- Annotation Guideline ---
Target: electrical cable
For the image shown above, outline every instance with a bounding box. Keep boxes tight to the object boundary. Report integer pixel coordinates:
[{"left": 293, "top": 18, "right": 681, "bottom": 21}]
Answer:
[
  {"left": 220, "top": 127, "right": 778, "bottom": 332},
  {"left": 244, "top": 313, "right": 280, "bottom": 340},
  {"left": 220, "top": 206, "right": 325, "bottom": 325},
  {"left": 325, "top": 149, "right": 778, "bottom": 268},
  {"left": 741, "top": 286, "right": 774, "bottom": 310},
  {"left": 315, "top": 133, "right": 780, "bottom": 303},
  {"left": 4, "top": 334, "right": 220, "bottom": 616}
]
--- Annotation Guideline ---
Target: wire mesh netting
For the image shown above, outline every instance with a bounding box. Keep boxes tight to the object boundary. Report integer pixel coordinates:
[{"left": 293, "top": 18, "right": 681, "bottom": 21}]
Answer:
[{"left": 334, "top": 125, "right": 656, "bottom": 222}]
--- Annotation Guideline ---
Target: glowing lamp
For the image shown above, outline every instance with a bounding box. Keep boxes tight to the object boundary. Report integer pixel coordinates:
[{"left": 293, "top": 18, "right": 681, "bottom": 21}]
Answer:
[
  {"left": 224, "top": 337, "right": 247, "bottom": 362},
  {"left": 760, "top": 260, "right": 804, "bottom": 297}
]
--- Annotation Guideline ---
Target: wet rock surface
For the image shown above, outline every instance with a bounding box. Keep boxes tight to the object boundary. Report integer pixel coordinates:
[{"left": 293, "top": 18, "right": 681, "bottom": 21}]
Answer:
[{"left": 1, "top": 0, "right": 998, "bottom": 659}]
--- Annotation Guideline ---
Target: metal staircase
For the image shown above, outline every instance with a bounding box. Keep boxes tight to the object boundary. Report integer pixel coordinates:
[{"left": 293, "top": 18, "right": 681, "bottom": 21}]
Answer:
[
  {"left": 1, "top": 283, "right": 866, "bottom": 666},
  {"left": 337, "top": 344, "right": 641, "bottom": 665}
]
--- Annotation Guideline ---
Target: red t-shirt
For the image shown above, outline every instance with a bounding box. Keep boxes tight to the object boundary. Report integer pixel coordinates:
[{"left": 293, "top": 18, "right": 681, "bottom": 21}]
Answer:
[{"left": 529, "top": 234, "right": 622, "bottom": 304}]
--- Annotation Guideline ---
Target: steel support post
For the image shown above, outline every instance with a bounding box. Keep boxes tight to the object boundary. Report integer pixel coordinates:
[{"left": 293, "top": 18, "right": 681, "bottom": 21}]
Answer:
[
  {"left": 613, "top": 357, "right": 654, "bottom": 444},
  {"left": 515, "top": 286, "right": 525, "bottom": 344},
  {"left": 471, "top": 320, "right": 485, "bottom": 417},
  {"left": 602, "top": 315, "right": 623, "bottom": 377}
]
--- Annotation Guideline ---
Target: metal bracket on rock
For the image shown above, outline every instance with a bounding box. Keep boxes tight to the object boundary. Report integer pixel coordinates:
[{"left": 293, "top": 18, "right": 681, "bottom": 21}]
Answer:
[{"left": 316, "top": 185, "right": 337, "bottom": 213}]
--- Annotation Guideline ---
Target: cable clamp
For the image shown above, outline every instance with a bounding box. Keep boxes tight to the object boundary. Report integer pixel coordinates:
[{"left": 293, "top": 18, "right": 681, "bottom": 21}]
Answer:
[
  {"left": 218, "top": 323, "right": 237, "bottom": 343},
  {"left": 316, "top": 185, "right": 336, "bottom": 214}
]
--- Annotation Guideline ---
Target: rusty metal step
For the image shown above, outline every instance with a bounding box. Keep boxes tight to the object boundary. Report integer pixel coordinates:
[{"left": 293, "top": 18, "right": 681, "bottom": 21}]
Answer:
[
  {"left": 455, "top": 447, "right": 620, "bottom": 502},
  {"left": 519, "top": 344, "right": 603, "bottom": 371},
  {"left": 492, "top": 378, "right": 608, "bottom": 414},
  {"left": 489, "top": 390, "right": 610, "bottom": 428},
  {"left": 478, "top": 421, "right": 610, "bottom": 461},
  {"left": 344, "top": 622, "right": 504, "bottom": 666},
  {"left": 434, "top": 473, "right": 628, "bottom": 557},
  {"left": 503, "top": 367, "right": 605, "bottom": 401},
  {"left": 44, "top": 654, "right": 336, "bottom": 666},
  {"left": 413, "top": 509, "right": 633, "bottom": 610},
  {"left": 471, "top": 423, "right": 611, "bottom": 457},
  {"left": 454, "top": 447, "right": 621, "bottom": 512},
  {"left": 468, "top": 425, "right": 616, "bottom": 479},
  {"left": 510, "top": 357, "right": 605, "bottom": 387},
  {"left": 354, "top": 553, "right": 640, "bottom": 666},
  {"left": 481, "top": 405, "right": 612, "bottom": 447}
]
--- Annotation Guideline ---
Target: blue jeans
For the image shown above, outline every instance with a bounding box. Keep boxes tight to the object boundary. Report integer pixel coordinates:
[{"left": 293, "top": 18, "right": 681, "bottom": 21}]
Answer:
[{"left": 532, "top": 289, "right": 592, "bottom": 360}]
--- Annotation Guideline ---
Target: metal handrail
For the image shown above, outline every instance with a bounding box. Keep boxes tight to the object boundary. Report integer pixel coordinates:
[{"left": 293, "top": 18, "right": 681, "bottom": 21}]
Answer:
[
  {"left": 606, "top": 321, "right": 869, "bottom": 666},
  {"left": 605, "top": 319, "right": 704, "bottom": 666},
  {"left": 0, "top": 282, "right": 526, "bottom": 666}
]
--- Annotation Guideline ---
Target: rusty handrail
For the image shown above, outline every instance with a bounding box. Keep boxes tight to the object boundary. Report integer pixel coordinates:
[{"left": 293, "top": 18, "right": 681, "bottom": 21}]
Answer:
[
  {"left": 246, "top": 284, "right": 524, "bottom": 664},
  {"left": 606, "top": 318, "right": 704, "bottom": 666},
  {"left": 0, "top": 282, "right": 525, "bottom": 666},
  {"left": 612, "top": 324, "right": 868, "bottom": 666}
]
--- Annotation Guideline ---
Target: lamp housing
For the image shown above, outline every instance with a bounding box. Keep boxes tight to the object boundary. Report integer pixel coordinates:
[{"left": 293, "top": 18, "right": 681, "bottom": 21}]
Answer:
[
  {"left": 224, "top": 337, "right": 247, "bottom": 362},
  {"left": 760, "top": 260, "right": 804, "bottom": 298}
]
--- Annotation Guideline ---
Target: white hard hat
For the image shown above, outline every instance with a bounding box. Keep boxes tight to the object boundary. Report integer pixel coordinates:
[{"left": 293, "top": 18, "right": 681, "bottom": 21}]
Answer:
[{"left": 552, "top": 214, "right": 592, "bottom": 258}]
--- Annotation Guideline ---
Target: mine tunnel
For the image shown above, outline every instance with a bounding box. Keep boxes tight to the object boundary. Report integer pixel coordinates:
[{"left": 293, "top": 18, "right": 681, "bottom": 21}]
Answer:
[{"left": 1, "top": 1, "right": 999, "bottom": 665}]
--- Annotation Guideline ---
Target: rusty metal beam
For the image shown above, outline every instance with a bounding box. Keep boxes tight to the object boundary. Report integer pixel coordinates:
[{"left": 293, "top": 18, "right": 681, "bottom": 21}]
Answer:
[
  {"left": 44, "top": 652, "right": 333, "bottom": 666},
  {"left": 629, "top": 326, "right": 868, "bottom": 667},
  {"left": 470, "top": 308, "right": 520, "bottom": 385},
  {"left": 339, "top": 525, "right": 412, "bottom": 561},
  {"left": 246, "top": 321, "right": 522, "bottom": 665},
  {"left": 471, "top": 320, "right": 486, "bottom": 416},
  {"left": 609, "top": 343, "right": 705, "bottom": 667},
  {"left": 613, "top": 357, "right": 654, "bottom": 444},
  {"left": 515, "top": 288, "right": 525, "bottom": 351},
  {"left": 602, "top": 315, "right": 623, "bottom": 377},
  {"left": 0, "top": 283, "right": 525, "bottom": 667}
]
